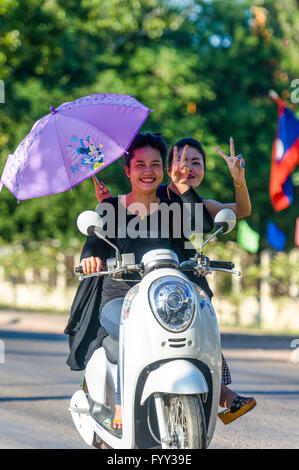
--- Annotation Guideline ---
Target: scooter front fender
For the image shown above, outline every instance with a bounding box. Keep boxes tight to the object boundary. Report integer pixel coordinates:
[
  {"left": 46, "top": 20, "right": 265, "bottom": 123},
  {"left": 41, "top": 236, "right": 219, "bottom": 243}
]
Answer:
[{"left": 140, "top": 360, "right": 208, "bottom": 405}]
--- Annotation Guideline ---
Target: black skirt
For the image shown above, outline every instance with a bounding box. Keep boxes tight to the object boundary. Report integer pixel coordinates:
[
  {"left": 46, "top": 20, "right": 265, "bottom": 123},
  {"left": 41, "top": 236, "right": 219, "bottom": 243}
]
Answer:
[{"left": 64, "top": 276, "right": 108, "bottom": 371}]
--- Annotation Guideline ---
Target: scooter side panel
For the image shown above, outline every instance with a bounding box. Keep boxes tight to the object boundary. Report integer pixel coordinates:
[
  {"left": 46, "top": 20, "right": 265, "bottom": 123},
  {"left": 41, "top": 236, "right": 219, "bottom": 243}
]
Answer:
[
  {"left": 69, "top": 390, "right": 94, "bottom": 446},
  {"left": 84, "top": 347, "right": 107, "bottom": 404}
]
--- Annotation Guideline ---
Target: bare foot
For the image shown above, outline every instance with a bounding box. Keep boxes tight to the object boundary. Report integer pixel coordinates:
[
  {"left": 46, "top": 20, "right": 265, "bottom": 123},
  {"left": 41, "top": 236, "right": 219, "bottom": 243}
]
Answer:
[
  {"left": 219, "top": 384, "right": 238, "bottom": 409},
  {"left": 113, "top": 404, "right": 122, "bottom": 430}
]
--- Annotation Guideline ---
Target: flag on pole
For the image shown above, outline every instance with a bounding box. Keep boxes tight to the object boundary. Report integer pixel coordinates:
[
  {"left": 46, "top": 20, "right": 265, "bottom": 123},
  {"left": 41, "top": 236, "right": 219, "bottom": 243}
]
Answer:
[
  {"left": 269, "top": 91, "right": 299, "bottom": 212},
  {"left": 237, "top": 220, "right": 260, "bottom": 253},
  {"left": 266, "top": 221, "right": 286, "bottom": 251}
]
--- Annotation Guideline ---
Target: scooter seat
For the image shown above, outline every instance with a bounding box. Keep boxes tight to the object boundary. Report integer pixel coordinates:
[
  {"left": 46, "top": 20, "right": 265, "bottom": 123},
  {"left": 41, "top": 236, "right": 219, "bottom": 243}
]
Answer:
[{"left": 102, "top": 335, "right": 119, "bottom": 364}]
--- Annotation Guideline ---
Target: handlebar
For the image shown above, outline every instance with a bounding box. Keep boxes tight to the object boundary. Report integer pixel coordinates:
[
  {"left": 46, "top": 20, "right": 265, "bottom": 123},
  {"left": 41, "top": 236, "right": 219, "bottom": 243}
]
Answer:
[
  {"left": 208, "top": 261, "right": 235, "bottom": 270},
  {"left": 75, "top": 256, "right": 241, "bottom": 280},
  {"left": 74, "top": 261, "right": 108, "bottom": 275},
  {"left": 75, "top": 266, "right": 84, "bottom": 274}
]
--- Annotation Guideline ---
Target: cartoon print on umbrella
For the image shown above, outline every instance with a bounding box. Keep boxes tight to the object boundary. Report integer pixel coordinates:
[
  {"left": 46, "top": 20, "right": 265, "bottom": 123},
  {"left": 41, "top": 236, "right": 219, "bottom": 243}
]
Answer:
[{"left": 68, "top": 135, "right": 105, "bottom": 174}]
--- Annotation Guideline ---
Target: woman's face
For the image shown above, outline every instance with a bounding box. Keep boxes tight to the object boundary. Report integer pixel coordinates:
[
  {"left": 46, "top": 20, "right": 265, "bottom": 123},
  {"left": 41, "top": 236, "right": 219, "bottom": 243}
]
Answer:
[
  {"left": 169, "top": 146, "right": 205, "bottom": 188},
  {"left": 125, "top": 146, "right": 164, "bottom": 194}
]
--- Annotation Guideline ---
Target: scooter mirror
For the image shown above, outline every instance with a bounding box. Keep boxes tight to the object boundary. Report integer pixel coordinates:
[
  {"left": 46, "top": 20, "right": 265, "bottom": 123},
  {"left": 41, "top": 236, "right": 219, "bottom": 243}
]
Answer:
[
  {"left": 77, "top": 211, "right": 121, "bottom": 261},
  {"left": 214, "top": 208, "right": 236, "bottom": 234},
  {"left": 77, "top": 210, "right": 104, "bottom": 236}
]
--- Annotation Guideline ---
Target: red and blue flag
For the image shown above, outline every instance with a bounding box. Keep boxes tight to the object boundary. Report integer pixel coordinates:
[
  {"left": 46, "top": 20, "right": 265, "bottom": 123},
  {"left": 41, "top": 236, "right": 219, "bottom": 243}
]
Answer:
[{"left": 270, "top": 98, "right": 299, "bottom": 211}]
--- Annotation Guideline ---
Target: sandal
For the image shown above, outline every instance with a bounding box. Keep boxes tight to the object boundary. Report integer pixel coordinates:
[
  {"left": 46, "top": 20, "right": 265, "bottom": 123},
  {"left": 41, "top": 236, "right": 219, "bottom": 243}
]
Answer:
[{"left": 218, "top": 396, "right": 256, "bottom": 425}]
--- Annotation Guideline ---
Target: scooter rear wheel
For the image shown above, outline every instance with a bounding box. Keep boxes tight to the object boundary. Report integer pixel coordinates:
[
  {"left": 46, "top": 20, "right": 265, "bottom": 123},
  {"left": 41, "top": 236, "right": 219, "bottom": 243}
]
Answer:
[{"left": 166, "top": 394, "right": 207, "bottom": 449}]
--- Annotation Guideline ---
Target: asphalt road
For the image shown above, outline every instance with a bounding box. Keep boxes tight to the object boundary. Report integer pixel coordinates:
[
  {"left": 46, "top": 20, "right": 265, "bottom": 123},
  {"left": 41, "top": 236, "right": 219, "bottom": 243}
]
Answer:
[{"left": 0, "top": 329, "right": 298, "bottom": 449}]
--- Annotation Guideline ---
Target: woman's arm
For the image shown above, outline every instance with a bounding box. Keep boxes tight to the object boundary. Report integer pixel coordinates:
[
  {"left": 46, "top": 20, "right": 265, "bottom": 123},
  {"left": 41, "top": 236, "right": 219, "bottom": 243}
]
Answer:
[
  {"left": 204, "top": 181, "right": 251, "bottom": 219},
  {"left": 180, "top": 187, "right": 214, "bottom": 232},
  {"left": 212, "top": 137, "right": 251, "bottom": 219}
]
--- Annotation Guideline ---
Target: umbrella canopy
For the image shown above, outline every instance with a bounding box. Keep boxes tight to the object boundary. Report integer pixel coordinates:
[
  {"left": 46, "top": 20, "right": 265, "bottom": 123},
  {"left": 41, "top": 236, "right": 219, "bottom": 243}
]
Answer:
[{"left": 0, "top": 93, "right": 151, "bottom": 201}]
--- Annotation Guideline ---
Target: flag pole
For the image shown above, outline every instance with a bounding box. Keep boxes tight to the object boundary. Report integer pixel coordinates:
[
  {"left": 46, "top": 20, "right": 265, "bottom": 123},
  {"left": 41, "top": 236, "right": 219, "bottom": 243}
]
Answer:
[{"left": 268, "top": 89, "right": 285, "bottom": 108}]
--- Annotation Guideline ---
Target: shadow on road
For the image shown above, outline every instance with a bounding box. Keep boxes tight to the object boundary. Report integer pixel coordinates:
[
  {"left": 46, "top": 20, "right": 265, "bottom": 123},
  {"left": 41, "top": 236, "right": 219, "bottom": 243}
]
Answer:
[
  {"left": 235, "top": 390, "right": 299, "bottom": 396},
  {"left": 0, "top": 330, "right": 66, "bottom": 342},
  {"left": 6, "top": 349, "right": 67, "bottom": 357},
  {"left": 0, "top": 395, "right": 71, "bottom": 402}
]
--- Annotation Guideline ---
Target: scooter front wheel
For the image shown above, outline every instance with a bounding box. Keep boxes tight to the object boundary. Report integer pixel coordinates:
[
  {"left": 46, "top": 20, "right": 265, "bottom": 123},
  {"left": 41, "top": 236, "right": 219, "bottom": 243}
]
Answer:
[{"left": 165, "top": 394, "right": 207, "bottom": 449}]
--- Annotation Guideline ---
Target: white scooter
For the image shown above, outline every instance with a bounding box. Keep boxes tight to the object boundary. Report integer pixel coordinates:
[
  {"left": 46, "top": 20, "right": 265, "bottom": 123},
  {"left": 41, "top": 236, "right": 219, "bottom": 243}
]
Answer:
[{"left": 69, "top": 208, "right": 240, "bottom": 449}]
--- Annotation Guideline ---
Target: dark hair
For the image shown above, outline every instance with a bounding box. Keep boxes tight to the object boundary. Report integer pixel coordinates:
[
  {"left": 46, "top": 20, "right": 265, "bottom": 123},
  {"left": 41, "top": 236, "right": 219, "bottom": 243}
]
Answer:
[
  {"left": 167, "top": 137, "right": 206, "bottom": 170},
  {"left": 123, "top": 133, "right": 168, "bottom": 168}
]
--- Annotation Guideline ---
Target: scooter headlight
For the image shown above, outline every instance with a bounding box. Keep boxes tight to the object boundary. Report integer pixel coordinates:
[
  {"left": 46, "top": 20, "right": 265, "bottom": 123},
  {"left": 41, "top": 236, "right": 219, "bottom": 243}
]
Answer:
[{"left": 149, "top": 276, "right": 195, "bottom": 332}]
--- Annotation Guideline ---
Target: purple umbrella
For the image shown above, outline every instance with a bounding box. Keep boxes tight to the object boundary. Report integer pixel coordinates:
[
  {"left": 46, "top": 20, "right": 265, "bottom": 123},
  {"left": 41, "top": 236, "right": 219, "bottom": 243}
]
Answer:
[{"left": 0, "top": 93, "right": 151, "bottom": 201}]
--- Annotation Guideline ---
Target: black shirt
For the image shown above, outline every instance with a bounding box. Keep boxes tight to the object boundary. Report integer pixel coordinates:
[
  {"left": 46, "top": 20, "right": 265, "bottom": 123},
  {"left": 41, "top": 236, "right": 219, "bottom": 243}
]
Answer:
[{"left": 81, "top": 187, "right": 214, "bottom": 309}]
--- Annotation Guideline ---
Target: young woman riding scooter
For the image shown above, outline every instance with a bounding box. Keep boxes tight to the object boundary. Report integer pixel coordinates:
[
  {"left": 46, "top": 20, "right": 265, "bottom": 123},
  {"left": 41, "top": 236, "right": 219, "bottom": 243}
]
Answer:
[
  {"left": 80, "top": 133, "right": 215, "bottom": 430},
  {"left": 91, "top": 135, "right": 256, "bottom": 425}
]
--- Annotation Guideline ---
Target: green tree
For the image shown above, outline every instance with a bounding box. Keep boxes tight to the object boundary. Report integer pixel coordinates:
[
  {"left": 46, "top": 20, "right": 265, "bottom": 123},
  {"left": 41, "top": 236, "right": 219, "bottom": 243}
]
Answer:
[{"left": 0, "top": 0, "right": 298, "bottom": 250}]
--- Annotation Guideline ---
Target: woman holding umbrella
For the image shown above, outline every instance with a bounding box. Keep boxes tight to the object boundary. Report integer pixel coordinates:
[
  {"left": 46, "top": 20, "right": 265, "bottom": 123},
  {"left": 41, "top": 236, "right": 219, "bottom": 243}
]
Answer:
[{"left": 79, "top": 132, "right": 214, "bottom": 429}]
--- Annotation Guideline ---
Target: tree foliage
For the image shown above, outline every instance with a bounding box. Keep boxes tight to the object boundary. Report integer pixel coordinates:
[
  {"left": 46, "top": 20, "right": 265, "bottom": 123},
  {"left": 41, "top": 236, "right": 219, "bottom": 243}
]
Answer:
[{"left": 0, "top": 0, "right": 298, "bottom": 249}]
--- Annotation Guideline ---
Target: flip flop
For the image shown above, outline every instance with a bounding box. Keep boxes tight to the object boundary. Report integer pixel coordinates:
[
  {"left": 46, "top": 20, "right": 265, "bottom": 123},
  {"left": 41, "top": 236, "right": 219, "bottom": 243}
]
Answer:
[{"left": 218, "top": 396, "right": 256, "bottom": 425}]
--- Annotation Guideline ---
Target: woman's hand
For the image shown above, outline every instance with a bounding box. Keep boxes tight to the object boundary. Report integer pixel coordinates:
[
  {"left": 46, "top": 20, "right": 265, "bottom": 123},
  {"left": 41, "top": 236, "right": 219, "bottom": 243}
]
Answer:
[
  {"left": 169, "top": 145, "right": 190, "bottom": 194},
  {"left": 214, "top": 137, "right": 246, "bottom": 186},
  {"left": 80, "top": 256, "right": 102, "bottom": 274},
  {"left": 93, "top": 176, "right": 112, "bottom": 203}
]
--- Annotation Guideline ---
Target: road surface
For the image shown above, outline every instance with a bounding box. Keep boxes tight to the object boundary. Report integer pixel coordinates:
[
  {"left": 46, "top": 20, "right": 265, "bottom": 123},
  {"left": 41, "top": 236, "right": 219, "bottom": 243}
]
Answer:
[{"left": 0, "top": 328, "right": 298, "bottom": 449}]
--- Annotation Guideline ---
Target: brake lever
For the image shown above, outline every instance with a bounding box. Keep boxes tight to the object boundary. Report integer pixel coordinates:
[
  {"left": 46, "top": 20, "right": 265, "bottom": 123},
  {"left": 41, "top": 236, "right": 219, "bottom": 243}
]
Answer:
[
  {"left": 206, "top": 267, "right": 241, "bottom": 276},
  {"left": 78, "top": 268, "right": 125, "bottom": 281}
]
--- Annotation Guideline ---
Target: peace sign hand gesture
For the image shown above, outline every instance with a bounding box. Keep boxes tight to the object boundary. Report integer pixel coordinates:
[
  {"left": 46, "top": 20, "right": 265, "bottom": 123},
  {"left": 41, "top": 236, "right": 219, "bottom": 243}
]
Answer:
[
  {"left": 170, "top": 145, "right": 190, "bottom": 194},
  {"left": 214, "top": 137, "right": 245, "bottom": 186}
]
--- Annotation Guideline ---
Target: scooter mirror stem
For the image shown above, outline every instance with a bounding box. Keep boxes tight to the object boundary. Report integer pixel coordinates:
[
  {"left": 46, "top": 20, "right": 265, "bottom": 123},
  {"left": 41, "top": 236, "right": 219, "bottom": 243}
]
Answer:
[
  {"left": 196, "top": 225, "right": 224, "bottom": 257},
  {"left": 93, "top": 227, "right": 122, "bottom": 263}
]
